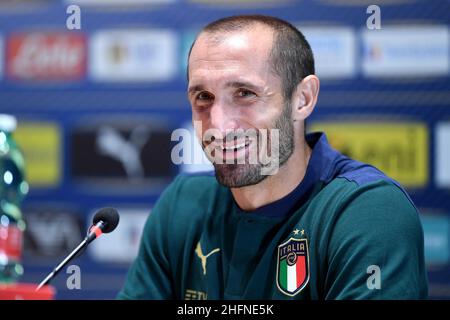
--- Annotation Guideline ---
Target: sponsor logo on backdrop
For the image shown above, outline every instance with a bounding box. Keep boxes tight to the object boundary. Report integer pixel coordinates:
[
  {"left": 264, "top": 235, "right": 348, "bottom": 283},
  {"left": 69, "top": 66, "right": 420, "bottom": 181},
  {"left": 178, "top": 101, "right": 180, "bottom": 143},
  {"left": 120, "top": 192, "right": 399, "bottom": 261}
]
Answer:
[
  {"left": 361, "top": 25, "right": 449, "bottom": 77},
  {"left": 23, "top": 206, "right": 84, "bottom": 258},
  {"left": 299, "top": 26, "right": 356, "bottom": 79},
  {"left": 6, "top": 32, "right": 86, "bottom": 81},
  {"left": 88, "top": 208, "right": 149, "bottom": 263},
  {"left": 420, "top": 213, "right": 449, "bottom": 265},
  {"left": 435, "top": 123, "right": 450, "bottom": 188},
  {"left": 310, "top": 122, "right": 428, "bottom": 188},
  {"left": 71, "top": 118, "right": 173, "bottom": 188},
  {"left": 14, "top": 121, "right": 61, "bottom": 187},
  {"left": 90, "top": 30, "right": 177, "bottom": 82}
]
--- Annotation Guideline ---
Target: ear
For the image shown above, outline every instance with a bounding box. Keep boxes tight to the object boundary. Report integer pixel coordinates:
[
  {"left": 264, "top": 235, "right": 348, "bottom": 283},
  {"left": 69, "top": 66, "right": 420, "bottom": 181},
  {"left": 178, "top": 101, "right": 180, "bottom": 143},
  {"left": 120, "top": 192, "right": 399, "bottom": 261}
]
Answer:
[{"left": 291, "top": 75, "right": 320, "bottom": 122}]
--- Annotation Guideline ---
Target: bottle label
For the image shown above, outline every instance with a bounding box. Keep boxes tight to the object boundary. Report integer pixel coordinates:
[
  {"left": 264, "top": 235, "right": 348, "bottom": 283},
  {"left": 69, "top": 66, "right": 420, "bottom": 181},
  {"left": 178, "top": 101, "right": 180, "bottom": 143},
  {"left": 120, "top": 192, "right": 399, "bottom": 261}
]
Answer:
[{"left": 0, "top": 224, "right": 23, "bottom": 260}]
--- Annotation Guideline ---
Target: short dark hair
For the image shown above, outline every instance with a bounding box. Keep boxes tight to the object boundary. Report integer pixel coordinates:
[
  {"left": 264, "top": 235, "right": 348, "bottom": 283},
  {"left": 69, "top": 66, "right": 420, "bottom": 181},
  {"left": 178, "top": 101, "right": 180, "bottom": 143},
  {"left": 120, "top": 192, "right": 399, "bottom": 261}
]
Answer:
[{"left": 187, "top": 15, "right": 315, "bottom": 102}]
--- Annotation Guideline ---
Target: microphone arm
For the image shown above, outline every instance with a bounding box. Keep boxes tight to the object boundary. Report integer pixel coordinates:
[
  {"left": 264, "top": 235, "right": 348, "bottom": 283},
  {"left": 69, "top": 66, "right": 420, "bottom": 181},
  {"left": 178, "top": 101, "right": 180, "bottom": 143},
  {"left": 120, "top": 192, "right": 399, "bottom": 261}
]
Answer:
[
  {"left": 35, "top": 221, "right": 106, "bottom": 291},
  {"left": 36, "top": 238, "right": 88, "bottom": 291}
]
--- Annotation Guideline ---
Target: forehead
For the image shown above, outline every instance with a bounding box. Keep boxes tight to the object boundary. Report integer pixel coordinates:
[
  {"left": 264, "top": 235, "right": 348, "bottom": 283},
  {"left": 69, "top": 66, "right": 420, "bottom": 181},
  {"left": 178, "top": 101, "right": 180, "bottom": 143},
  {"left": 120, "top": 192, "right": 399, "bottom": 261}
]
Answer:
[{"left": 188, "top": 25, "right": 275, "bottom": 83}]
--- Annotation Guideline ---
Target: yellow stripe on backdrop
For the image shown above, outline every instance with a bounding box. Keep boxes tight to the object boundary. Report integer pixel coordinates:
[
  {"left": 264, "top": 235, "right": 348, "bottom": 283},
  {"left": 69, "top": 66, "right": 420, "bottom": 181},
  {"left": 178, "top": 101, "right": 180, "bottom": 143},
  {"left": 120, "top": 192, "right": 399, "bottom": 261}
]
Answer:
[
  {"left": 310, "top": 122, "right": 429, "bottom": 189},
  {"left": 14, "top": 122, "right": 62, "bottom": 188}
]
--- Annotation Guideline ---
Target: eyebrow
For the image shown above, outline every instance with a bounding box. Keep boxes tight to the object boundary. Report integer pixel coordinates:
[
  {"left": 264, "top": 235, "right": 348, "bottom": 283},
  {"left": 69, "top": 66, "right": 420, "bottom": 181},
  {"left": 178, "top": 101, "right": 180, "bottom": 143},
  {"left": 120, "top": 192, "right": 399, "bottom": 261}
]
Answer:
[
  {"left": 188, "top": 85, "right": 204, "bottom": 96},
  {"left": 188, "top": 81, "right": 263, "bottom": 95},
  {"left": 226, "top": 81, "right": 263, "bottom": 92}
]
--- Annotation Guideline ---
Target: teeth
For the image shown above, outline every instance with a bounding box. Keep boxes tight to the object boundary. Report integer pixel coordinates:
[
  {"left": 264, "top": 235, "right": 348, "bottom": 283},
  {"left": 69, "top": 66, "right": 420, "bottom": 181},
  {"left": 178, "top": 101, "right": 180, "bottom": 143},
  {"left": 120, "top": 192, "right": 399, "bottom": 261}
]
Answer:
[{"left": 223, "top": 141, "right": 248, "bottom": 151}]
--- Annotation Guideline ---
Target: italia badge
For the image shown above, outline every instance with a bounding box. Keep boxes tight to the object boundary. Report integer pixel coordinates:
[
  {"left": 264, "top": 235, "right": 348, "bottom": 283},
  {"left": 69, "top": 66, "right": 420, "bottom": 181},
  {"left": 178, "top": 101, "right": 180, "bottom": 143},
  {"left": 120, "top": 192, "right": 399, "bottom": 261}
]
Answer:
[{"left": 276, "top": 238, "right": 310, "bottom": 296}]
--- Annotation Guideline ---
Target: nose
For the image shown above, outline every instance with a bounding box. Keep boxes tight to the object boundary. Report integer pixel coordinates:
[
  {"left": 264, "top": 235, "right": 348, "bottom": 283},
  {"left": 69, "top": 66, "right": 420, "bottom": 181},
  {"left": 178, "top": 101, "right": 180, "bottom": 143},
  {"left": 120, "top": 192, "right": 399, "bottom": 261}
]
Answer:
[{"left": 209, "top": 99, "right": 239, "bottom": 136}]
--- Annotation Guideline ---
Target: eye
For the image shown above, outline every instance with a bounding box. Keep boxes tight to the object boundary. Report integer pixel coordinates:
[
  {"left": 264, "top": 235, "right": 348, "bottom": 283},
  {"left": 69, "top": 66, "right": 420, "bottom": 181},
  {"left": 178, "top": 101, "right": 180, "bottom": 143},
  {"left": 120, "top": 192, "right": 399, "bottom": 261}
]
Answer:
[
  {"left": 196, "top": 91, "right": 214, "bottom": 101},
  {"left": 236, "top": 89, "right": 256, "bottom": 98}
]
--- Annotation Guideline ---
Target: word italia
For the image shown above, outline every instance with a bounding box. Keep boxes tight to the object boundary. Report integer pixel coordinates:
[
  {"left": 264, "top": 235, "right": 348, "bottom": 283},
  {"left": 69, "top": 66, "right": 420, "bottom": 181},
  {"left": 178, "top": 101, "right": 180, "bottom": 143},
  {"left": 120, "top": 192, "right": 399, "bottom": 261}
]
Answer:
[{"left": 279, "top": 242, "right": 306, "bottom": 258}]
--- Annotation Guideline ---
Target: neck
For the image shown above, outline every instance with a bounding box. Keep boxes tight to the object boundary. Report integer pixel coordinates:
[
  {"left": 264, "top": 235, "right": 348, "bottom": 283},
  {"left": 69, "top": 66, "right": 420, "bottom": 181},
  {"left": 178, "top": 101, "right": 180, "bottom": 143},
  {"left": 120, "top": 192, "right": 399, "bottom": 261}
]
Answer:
[{"left": 231, "top": 136, "right": 312, "bottom": 211}]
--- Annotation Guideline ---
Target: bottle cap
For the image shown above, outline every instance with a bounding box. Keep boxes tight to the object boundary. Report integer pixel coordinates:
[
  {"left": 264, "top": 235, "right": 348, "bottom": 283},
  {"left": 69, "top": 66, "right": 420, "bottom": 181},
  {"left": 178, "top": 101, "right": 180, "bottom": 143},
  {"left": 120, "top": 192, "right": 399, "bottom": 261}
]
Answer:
[{"left": 0, "top": 114, "right": 17, "bottom": 132}]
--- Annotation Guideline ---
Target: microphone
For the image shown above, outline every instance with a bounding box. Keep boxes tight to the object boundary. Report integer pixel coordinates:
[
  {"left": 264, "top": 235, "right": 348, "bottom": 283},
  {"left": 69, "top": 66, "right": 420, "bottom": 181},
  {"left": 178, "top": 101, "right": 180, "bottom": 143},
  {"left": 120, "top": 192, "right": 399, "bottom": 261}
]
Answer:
[{"left": 35, "top": 207, "right": 120, "bottom": 292}]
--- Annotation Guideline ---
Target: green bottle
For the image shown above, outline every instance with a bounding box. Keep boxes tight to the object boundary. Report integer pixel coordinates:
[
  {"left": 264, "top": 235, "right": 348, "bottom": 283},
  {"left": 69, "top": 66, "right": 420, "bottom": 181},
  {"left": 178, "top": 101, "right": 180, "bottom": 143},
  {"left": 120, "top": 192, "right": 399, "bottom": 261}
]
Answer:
[{"left": 0, "top": 114, "right": 28, "bottom": 283}]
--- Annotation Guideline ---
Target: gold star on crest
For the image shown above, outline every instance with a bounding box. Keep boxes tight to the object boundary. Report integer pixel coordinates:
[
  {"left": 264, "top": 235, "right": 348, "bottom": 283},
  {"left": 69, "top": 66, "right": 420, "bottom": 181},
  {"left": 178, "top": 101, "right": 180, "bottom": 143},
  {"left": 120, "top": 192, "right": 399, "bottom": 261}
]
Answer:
[{"left": 293, "top": 229, "right": 300, "bottom": 236}]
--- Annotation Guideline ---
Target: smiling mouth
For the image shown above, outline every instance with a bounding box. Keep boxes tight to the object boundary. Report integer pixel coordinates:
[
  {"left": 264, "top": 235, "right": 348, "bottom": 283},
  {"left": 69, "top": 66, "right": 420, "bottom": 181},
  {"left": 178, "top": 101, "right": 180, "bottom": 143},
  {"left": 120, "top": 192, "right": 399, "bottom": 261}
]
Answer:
[{"left": 222, "top": 140, "right": 250, "bottom": 152}]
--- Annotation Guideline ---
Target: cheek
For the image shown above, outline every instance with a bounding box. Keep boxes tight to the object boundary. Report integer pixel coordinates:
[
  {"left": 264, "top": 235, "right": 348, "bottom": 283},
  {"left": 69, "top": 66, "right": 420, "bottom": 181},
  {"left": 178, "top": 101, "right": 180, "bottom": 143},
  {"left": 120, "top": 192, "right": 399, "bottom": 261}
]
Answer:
[
  {"left": 248, "top": 110, "right": 281, "bottom": 130},
  {"left": 248, "top": 97, "right": 285, "bottom": 122}
]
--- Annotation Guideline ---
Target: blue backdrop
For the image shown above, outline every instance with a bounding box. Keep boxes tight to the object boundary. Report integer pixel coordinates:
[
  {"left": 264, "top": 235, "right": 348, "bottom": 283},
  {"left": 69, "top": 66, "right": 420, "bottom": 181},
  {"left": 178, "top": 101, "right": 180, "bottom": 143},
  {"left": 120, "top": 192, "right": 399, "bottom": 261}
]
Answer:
[{"left": 0, "top": 0, "right": 449, "bottom": 299}]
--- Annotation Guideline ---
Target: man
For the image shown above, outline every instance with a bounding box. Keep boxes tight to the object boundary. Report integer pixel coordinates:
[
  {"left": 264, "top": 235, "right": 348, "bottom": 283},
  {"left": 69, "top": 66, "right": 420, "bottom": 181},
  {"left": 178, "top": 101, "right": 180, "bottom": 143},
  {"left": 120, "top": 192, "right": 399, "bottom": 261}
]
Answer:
[{"left": 118, "top": 15, "right": 428, "bottom": 299}]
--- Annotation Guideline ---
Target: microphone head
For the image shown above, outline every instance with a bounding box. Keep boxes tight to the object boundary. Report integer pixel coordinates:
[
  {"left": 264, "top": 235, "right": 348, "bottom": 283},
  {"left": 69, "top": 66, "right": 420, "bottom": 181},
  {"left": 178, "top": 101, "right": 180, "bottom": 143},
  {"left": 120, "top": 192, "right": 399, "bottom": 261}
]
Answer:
[{"left": 93, "top": 207, "right": 120, "bottom": 233}]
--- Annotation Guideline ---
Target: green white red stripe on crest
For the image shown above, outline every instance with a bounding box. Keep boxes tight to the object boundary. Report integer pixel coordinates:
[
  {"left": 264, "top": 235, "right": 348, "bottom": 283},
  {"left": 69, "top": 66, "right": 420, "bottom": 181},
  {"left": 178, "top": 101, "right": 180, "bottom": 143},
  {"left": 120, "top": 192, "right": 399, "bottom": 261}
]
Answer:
[{"left": 279, "top": 255, "right": 306, "bottom": 292}]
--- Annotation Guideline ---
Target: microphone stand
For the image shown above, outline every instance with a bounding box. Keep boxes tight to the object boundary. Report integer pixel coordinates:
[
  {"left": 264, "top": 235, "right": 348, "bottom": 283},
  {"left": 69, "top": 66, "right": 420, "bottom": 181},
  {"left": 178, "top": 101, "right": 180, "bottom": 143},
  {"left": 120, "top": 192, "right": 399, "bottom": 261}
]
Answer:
[{"left": 35, "top": 221, "right": 105, "bottom": 291}]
